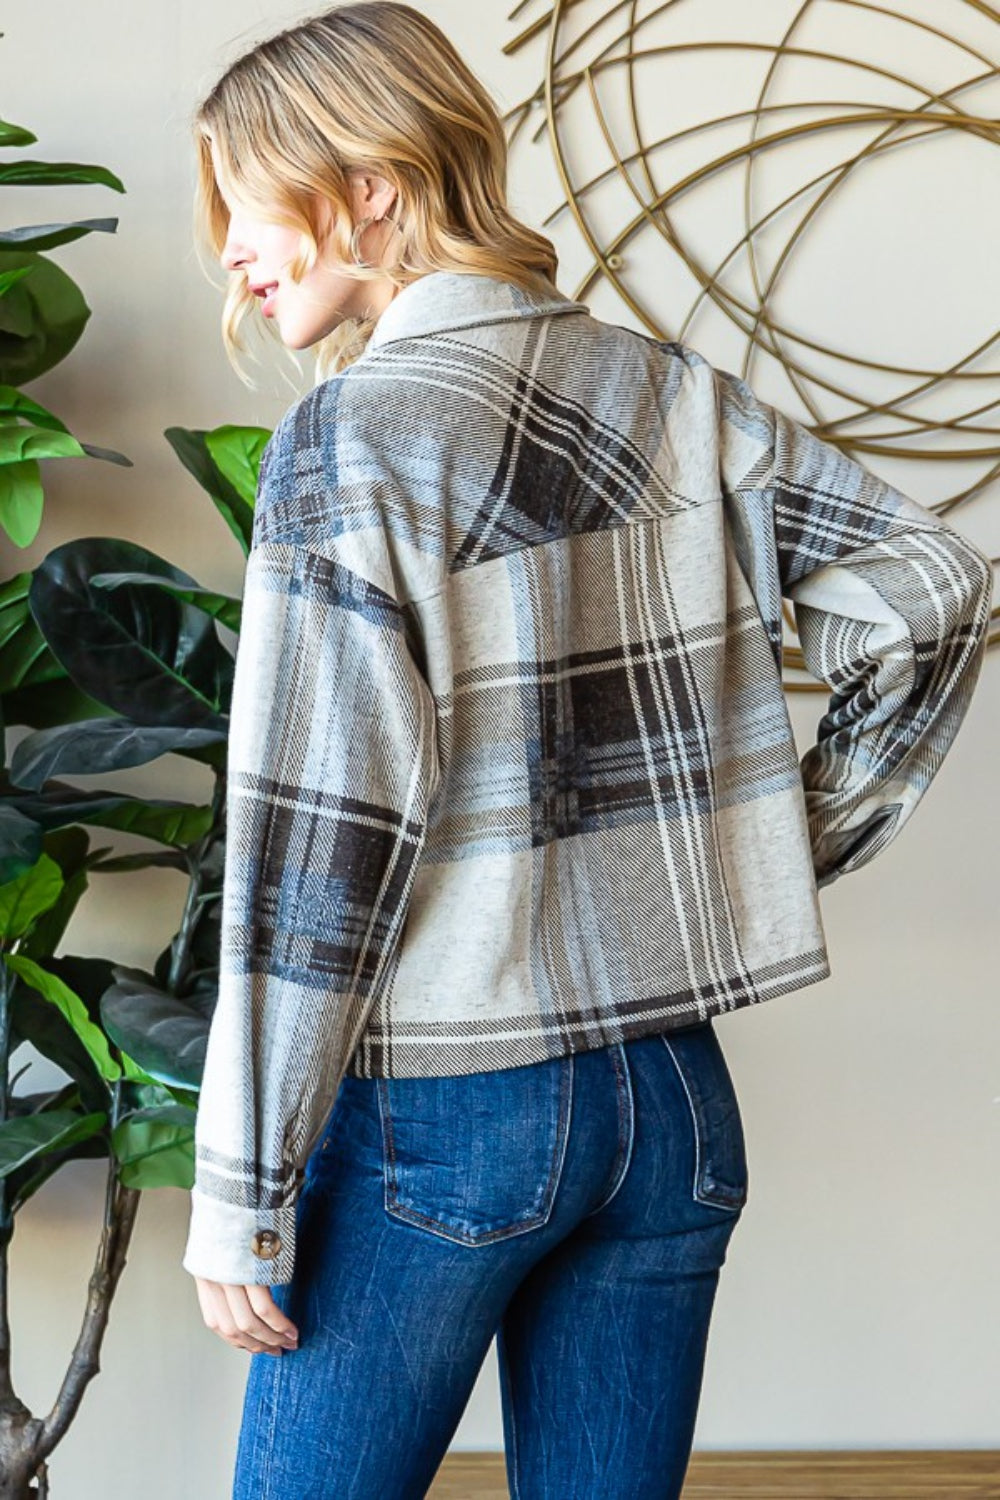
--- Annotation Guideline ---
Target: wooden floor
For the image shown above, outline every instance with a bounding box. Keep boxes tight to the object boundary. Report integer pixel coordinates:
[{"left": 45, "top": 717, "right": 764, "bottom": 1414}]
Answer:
[{"left": 429, "top": 1450, "right": 1000, "bottom": 1498}]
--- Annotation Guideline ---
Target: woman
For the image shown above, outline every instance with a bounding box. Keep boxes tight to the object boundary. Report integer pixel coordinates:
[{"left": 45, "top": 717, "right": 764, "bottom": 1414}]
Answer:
[{"left": 180, "top": 4, "right": 993, "bottom": 1497}]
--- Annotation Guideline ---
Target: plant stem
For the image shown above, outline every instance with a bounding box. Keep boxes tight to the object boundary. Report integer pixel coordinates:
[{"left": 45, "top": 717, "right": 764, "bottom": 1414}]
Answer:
[
  {"left": 35, "top": 1165, "right": 140, "bottom": 1460},
  {"left": 167, "top": 768, "right": 225, "bottom": 997},
  {"left": 0, "top": 958, "right": 15, "bottom": 1401}
]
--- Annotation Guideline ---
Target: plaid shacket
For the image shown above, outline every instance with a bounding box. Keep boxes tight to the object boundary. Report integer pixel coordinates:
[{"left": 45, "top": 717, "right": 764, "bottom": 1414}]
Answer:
[{"left": 182, "top": 270, "right": 993, "bottom": 1285}]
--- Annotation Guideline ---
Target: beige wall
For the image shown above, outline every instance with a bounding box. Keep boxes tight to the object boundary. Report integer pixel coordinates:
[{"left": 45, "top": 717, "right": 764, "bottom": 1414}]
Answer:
[{"left": 4, "top": 3, "right": 998, "bottom": 1494}]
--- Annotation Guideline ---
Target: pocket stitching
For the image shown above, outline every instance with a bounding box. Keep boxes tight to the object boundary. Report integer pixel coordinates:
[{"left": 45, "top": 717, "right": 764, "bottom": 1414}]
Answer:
[
  {"left": 661, "top": 1032, "right": 747, "bottom": 1212},
  {"left": 376, "top": 1060, "right": 574, "bottom": 1245},
  {"left": 583, "top": 1044, "right": 634, "bottom": 1217}
]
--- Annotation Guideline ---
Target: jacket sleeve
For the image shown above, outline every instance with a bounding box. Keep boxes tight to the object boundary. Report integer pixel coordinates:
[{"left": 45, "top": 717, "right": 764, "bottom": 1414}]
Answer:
[
  {"left": 712, "top": 361, "right": 994, "bottom": 891},
  {"left": 181, "top": 524, "right": 439, "bottom": 1285}
]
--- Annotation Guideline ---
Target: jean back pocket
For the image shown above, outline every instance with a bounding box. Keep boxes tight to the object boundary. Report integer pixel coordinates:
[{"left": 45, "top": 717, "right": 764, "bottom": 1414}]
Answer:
[
  {"left": 661, "top": 1022, "right": 748, "bottom": 1213},
  {"left": 376, "top": 1055, "right": 574, "bottom": 1245}
]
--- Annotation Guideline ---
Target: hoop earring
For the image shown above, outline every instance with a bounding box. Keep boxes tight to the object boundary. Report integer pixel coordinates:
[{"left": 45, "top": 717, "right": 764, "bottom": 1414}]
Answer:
[
  {"left": 350, "top": 209, "right": 406, "bottom": 268},
  {"left": 350, "top": 216, "right": 376, "bottom": 267}
]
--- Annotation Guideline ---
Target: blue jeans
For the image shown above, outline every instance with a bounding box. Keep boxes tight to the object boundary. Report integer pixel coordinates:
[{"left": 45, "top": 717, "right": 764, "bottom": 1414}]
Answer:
[{"left": 232, "top": 1023, "right": 748, "bottom": 1499}]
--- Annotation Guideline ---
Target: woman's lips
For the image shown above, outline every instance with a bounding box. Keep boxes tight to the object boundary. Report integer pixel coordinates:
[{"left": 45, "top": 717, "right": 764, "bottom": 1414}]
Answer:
[{"left": 250, "top": 282, "right": 279, "bottom": 317}]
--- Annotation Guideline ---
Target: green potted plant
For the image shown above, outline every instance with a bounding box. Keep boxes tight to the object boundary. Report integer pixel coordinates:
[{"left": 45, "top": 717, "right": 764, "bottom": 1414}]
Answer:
[{"left": 0, "top": 110, "right": 269, "bottom": 1497}]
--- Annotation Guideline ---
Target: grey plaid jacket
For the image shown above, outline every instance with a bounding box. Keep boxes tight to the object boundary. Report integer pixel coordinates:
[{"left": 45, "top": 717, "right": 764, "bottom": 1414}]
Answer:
[{"left": 182, "top": 270, "right": 993, "bottom": 1285}]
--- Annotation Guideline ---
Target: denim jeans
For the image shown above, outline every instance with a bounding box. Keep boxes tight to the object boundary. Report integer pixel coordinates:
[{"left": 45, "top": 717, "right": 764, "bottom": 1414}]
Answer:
[{"left": 232, "top": 1022, "right": 748, "bottom": 1499}]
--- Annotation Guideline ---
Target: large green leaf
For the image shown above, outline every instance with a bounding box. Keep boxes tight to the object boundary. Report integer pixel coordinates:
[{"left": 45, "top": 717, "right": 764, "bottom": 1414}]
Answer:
[
  {"left": 164, "top": 426, "right": 256, "bottom": 556},
  {"left": 118, "top": 1052, "right": 164, "bottom": 1088},
  {"left": 204, "top": 425, "right": 270, "bottom": 509},
  {"left": 3, "top": 1130, "right": 108, "bottom": 1212},
  {"left": 77, "top": 442, "right": 131, "bottom": 467},
  {"left": 28, "top": 537, "right": 234, "bottom": 727},
  {"left": 0, "top": 425, "right": 85, "bottom": 463},
  {"left": 0, "top": 218, "right": 118, "bottom": 253},
  {"left": 77, "top": 796, "right": 214, "bottom": 846},
  {"left": 112, "top": 1106, "right": 195, "bottom": 1190},
  {"left": 29, "top": 956, "right": 155, "bottom": 1088},
  {"left": 8, "top": 977, "right": 110, "bottom": 1114},
  {"left": 0, "top": 251, "right": 90, "bottom": 385},
  {"left": 116, "top": 1102, "right": 195, "bottom": 1134},
  {"left": 101, "top": 967, "right": 210, "bottom": 1090},
  {"left": 93, "top": 571, "right": 242, "bottom": 633},
  {"left": 10, "top": 718, "right": 227, "bottom": 789},
  {"left": 0, "top": 1109, "right": 107, "bottom": 1178},
  {"left": 0, "top": 161, "right": 124, "bottom": 191},
  {"left": 124, "top": 1078, "right": 192, "bottom": 1112},
  {"left": 0, "top": 389, "right": 128, "bottom": 466},
  {"left": 1, "top": 570, "right": 109, "bottom": 727},
  {"left": 5, "top": 954, "right": 122, "bottom": 1080},
  {"left": 0, "top": 122, "right": 37, "bottom": 148},
  {"left": 4, "top": 782, "right": 214, "bottom": 847},
  {"left": 21, "top": 827, "right": 91, "bottom": 960},
  {"left": 0, "top": 852, "right": 63, "bottom": 939},
  {"left": 0, "top": 268, "right": 34, "bottom": 335},
  {"left": 0, "top": 266, "right": 33, "bottom": 298},
  {"left": 8, "top": 1080, "right": 78, "bottom": 1117},
  {"left": 3, "top": 680, "right": 112, "bottom": 731},
  {"left": 90, "top": 849, "right": 188, "bottom": 874},
  {"left": 0, "top": 571, "right": 68, "bottom": 694},
  {"left": 117, "top": 1134, "right": 193, "bottom": 1190},
  {"left": 0, "top": 387, "right": 69, "bottom": 431},
  {"left": 0, "top": 804, "right": 42, "bottom": 884},
  {"left": 0, "top": 458, "right": 43, "bottom": 546},
  {"left": 42, "top": 954, "right": 116, "bottom": 1025}
]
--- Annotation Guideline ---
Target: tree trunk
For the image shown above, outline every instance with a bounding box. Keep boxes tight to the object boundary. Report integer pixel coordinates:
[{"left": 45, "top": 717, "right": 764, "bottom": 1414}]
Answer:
[
  {"left": 0, "top": 1402, "right": 48, "bottom": 1499},
  {"left": 0, "top": 1178, "right": 142, "bottom": 1496}
]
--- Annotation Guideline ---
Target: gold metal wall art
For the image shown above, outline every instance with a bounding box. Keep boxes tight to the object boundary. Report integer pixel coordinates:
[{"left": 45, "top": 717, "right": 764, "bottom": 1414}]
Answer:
[{"left": 502, "top": 0, "right": 999, "bottom": 688}]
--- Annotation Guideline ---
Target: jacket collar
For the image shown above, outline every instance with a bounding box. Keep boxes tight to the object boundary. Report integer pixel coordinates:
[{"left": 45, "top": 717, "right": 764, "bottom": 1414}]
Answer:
[{"left": 366, "top": 270, "right": 590, "bottom": 352}]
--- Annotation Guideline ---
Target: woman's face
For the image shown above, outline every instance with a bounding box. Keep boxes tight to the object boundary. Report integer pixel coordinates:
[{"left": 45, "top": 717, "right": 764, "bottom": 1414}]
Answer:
[{"left": 211, "top": 147, "right": 400, "bottom": 348}]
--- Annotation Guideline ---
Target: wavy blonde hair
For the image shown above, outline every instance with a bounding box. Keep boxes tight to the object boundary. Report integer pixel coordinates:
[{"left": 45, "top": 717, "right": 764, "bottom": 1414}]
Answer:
[{"left": 194, "top": 1, "right": 559, "bottom": 383}]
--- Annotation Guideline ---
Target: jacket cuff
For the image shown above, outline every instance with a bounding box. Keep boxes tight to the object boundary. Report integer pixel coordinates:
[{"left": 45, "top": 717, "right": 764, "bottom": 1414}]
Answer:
[{"left": 181, "top": 1187, "right": 297, "bottom": 1286}]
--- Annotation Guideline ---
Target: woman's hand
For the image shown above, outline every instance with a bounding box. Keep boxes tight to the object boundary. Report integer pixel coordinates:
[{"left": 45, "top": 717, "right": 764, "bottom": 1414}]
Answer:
[{"left": 194, "top": 1275, "right": 300, "bottom": 1355}]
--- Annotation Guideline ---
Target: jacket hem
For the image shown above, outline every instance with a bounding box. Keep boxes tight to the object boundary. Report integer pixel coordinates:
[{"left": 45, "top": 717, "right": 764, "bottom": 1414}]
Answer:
[{"left": 346, "top": 948, "right": 832, "bottom": 1078}]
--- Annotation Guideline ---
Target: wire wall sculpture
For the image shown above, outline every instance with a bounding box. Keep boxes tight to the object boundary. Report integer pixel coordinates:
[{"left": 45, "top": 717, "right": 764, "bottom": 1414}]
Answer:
[{"left": 502, "top": 0, "right": 999, "bottom": 688}]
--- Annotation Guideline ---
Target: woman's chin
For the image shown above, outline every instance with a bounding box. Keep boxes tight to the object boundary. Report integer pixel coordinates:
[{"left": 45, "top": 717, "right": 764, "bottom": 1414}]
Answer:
[{"left": 277, "top": 314, "right": 346, "bottom": 351}]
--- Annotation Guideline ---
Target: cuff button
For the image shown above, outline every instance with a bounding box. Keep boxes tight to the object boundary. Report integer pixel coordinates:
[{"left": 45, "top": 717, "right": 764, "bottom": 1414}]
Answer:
[{"left": 251, "top": 1229, "right": 282, "bottom": 1259}]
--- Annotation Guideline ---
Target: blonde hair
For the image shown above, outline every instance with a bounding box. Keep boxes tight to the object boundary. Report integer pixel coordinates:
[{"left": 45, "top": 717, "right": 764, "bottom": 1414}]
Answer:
[{"left": 194, "top": 1, "right": 559, "bottom": 383}]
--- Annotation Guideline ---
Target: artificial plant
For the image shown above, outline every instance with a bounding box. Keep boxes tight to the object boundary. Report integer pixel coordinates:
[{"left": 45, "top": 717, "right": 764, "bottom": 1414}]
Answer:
[{"left": 0, "top": 108, "right": 271, "bottom": 1499}]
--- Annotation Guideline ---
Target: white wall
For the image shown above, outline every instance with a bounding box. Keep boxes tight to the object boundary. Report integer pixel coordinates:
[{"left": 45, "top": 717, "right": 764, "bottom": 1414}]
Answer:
[{"left": 4, "top": 3, "right": 998, "bottom": 1495}]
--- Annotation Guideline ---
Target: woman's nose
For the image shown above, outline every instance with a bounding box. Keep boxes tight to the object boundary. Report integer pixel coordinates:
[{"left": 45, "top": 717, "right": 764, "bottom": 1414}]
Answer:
[{"left": 220, "top": 235, "right": 252, "bottom": 273}]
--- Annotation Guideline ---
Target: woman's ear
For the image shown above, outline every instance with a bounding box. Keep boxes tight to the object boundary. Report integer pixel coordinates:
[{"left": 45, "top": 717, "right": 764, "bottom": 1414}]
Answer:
[{"left": 346, "top": 169, "right": 399, "bottom": 223}]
